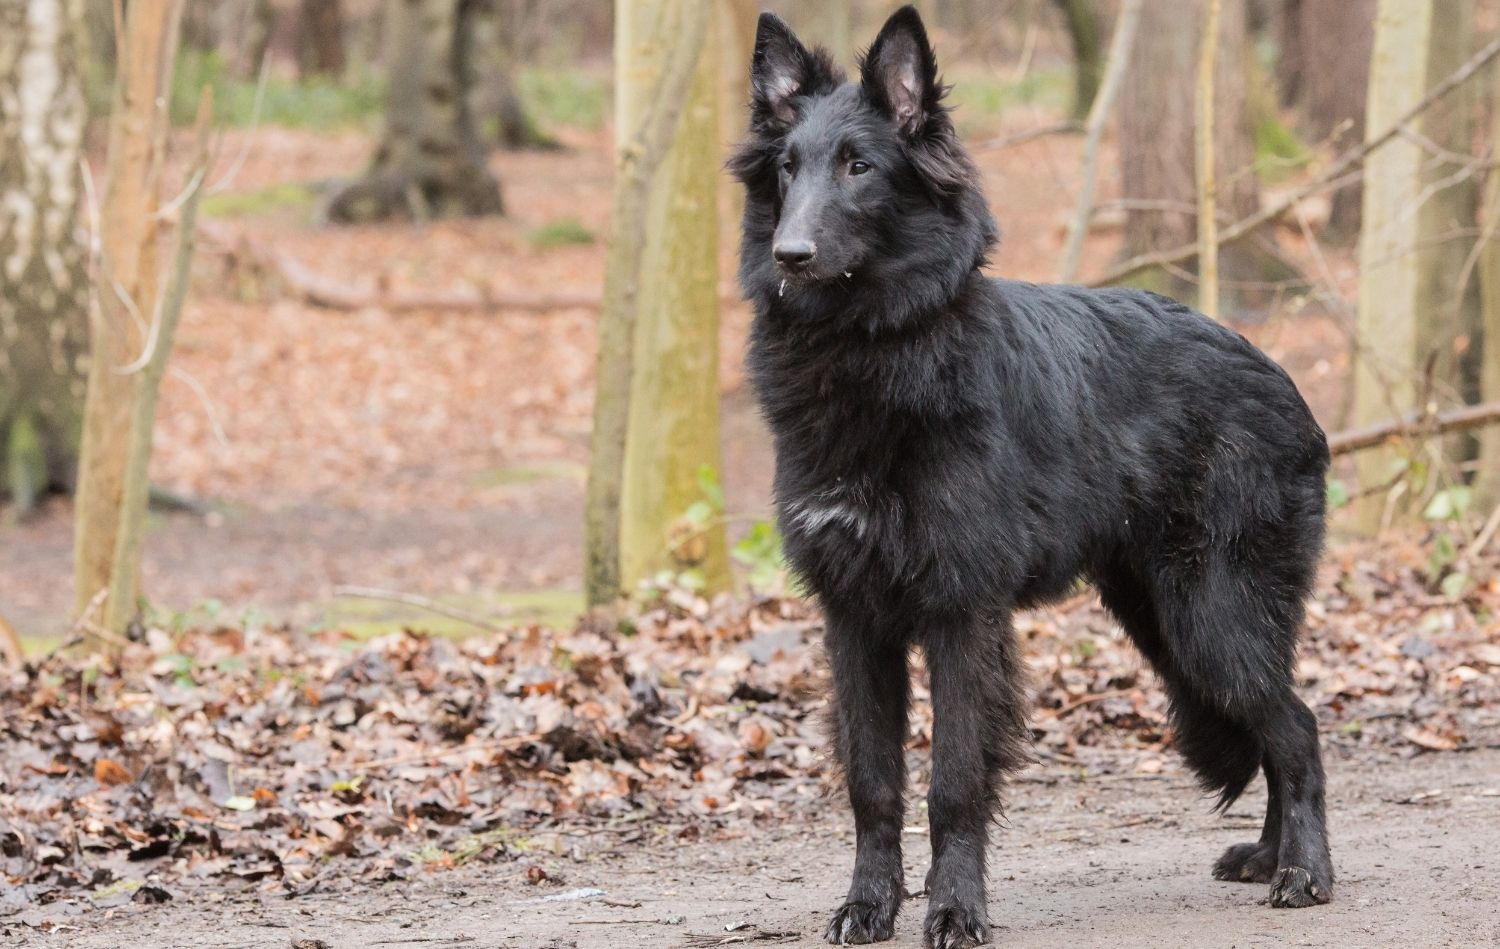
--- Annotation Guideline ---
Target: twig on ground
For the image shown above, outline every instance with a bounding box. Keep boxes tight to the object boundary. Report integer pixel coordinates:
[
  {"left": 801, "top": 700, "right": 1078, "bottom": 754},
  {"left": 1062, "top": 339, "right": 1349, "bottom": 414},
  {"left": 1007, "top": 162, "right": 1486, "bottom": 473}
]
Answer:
[
  {"left": 0, "top": 612, "right": 23, "bottom": 669},
  {"left": 352, "top": 733, "right": 544, "bottom": 772},
  {"left": 1464, "top": 502, "right": 1500, "bottom": 561},
  {"left": 1051, "top": 687, "right": 1139, "bottom": 717},
  {"left": 331, "top": 584, "right": 510, "bottom": 634}
]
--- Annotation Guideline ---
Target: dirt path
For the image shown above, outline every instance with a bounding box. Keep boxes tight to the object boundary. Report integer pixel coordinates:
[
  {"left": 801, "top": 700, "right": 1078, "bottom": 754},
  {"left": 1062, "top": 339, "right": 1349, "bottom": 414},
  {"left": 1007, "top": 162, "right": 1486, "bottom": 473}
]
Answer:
[{"left": 11, "top": 746, "right": 1497, "bottom": 948}]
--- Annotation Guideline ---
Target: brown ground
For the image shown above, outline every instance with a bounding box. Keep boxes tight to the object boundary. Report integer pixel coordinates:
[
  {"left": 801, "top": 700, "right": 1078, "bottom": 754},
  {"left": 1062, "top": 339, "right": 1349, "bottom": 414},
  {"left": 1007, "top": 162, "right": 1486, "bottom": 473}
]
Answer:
[{"left": 9, "top": 745, "right": 1497, "bottom": 948}]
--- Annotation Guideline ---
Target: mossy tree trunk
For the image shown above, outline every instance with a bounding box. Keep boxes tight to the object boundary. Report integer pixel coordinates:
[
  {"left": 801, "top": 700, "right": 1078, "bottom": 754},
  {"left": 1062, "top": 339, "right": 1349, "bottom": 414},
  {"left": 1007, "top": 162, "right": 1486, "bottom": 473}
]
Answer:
[
  {"left": 585, "top": 1, "right": 726, "bottom": 605},
  {"left": 324, "top": 0, "right": 502, "bottom": 223},
  {"left": 0, "top": 0, "right": 90, "bottom": 517},
  {"left": 1117, "top": 0, "right": 1279, "bottom": 314},
  {"left": 1353, "top": 0, "right": 1479, "bottom": 531},
  {"left": 466, "top": 1, "right": 558, "bottom": 151},
  {"left": 1052, "top": 0, "right": 1103, "bottom": 122}
]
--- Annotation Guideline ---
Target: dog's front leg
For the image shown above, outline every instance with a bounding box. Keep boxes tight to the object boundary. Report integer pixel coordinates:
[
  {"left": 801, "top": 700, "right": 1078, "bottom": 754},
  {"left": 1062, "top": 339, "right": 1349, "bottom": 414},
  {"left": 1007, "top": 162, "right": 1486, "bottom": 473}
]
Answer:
[
  {"left": 922, "top": 612, "right": 1027, "bottom": 949},
  {"left": 823, "top": 612, "right": 910, "bottom": 945}
]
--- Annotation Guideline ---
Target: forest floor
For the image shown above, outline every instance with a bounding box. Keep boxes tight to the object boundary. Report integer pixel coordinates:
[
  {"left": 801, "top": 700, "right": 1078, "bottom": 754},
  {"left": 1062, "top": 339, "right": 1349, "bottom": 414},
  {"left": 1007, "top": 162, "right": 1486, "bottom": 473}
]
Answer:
[{"left": 8, "top": 746, "right": 1499, "bottom": 948}]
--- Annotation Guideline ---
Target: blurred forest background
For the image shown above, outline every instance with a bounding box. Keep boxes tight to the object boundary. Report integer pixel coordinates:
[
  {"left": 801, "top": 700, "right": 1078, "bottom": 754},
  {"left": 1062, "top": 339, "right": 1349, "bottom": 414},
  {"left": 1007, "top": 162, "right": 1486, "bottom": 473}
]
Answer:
[{"left": 1, "top": 0, "right": 1499, "bottom": 645}]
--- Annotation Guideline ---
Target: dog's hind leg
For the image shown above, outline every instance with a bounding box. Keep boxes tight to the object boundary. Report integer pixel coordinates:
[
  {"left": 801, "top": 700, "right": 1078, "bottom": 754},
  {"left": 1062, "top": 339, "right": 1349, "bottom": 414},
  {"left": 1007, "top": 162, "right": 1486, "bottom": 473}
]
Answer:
[
  {"left": 920, "top": 611, "right": 1028, "bottom": 949},
  {"left": 1148, "top": 560, "right": 1334, "bottom": 908},
  {"left": 1211, "top": 756, "right": 1282, "bottom": 884},
  {"left": 1098, "top": 563, "right": 1328, "bottom": 901},
  {"left": 823, "top": 610, "right": 911, "bottom": 945}
]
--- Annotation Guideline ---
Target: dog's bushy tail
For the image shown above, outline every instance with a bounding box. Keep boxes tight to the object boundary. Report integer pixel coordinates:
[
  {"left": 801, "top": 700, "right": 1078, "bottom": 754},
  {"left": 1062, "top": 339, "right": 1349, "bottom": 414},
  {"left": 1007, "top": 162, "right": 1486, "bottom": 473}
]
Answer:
[{"left": 1168, "top": 692, "right": 1264, "bottom": 813}]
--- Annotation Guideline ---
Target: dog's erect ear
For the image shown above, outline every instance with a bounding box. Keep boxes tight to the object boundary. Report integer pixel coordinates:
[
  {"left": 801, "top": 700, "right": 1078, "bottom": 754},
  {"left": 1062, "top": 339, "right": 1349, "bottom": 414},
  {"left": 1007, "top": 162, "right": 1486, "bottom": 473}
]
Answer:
[
  {"left": 749, "top": 13, "right": 828, "bottom": 128},
  {"left": 860, "top": 5, "right": 942, "bottom": 136}
]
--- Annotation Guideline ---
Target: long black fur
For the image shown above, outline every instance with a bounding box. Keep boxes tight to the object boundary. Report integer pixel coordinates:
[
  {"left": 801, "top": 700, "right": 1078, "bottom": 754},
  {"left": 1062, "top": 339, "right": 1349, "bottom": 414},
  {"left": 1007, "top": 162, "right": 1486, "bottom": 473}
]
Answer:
[{"left": 731, "top": 8, "right": 1335, "bottom": 948}]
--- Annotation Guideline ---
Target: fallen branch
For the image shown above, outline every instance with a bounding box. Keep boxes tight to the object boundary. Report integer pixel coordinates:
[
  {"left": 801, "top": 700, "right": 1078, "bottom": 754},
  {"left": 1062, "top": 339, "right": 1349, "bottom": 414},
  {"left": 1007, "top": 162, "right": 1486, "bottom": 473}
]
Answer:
[
  {"left": 1327, "top": 401, "right": 1500, "bottom": 457},
  {"left": 200, "top": 223, "right": 603, "bottom": 313},
  {"left": 202, "top": 224, "right": 752, "bottom": 315},
  {"left": 352, "top": 732, "right": 543, "bottom": 772},
  {"left": 331, "top": 584, "right": 510, "bottom": 634},
  {"left": 974, "top": 119, "right": 1082, "bottom": 152},
  {"left": 1088, "top": 34, "right": 1500, "bottom": 288}
]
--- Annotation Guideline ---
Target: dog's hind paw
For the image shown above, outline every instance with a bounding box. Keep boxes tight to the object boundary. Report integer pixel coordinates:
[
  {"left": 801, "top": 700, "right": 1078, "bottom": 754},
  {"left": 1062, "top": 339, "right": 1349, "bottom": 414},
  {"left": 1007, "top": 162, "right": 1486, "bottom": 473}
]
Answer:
[
  {"left": 1269, "top": 866, "right": 1333, "bottom": 908},
  {"left": 825, "top": 899, "right": 898, "bottom": 945},
  {"left": 923, "top": 904, "right": 990, "bottom": 949},
  {"left": 1213, "top": 841, "right": 1278, "bottom": 883}
]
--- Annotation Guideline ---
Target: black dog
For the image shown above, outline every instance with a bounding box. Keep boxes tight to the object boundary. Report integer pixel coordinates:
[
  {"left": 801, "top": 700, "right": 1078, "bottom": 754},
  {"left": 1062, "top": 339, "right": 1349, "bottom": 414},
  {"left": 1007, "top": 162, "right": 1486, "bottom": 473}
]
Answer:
[{"left": 731, "top": 8, "right": 1333, "bottom": 947}]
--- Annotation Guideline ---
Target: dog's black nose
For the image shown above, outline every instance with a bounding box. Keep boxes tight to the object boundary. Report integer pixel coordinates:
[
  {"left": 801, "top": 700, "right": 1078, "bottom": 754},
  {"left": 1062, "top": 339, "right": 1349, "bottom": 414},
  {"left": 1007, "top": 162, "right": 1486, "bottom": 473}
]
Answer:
[{"left": 774, "top": 240, "right": 816, "bottom": 269}]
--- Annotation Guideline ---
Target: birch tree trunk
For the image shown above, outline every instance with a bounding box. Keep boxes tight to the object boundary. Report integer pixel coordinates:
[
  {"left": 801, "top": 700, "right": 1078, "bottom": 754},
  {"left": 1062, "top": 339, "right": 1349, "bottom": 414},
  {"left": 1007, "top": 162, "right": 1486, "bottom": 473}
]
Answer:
[
  {"left": 1353, "top": 0, "right": 1479, "bottom": 531},
  {"left": 1479, "top": 62, "right": 1500, "bottom": 511},
  {"left": 0, "top": 0, "right": 90, "bottom": 517},
  {"left": 585, "top": 1, "right": 726, "bottom": 604},
  {"left": 325, "top": 0, "right": 502, "bottom": 223},
  {"left": 72, "top": 0, "right": 186, "bottom": 633}
]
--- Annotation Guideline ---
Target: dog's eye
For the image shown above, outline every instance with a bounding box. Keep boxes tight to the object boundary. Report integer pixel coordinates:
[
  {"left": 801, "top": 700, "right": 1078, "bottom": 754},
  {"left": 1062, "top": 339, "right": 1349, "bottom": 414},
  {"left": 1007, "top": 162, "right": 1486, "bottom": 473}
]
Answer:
[
  {"left": 781, "top": 160, "right": 795, "bottom": 175},
  {"left": 849, "top": 160, "right": 871, "bottom": 176}
]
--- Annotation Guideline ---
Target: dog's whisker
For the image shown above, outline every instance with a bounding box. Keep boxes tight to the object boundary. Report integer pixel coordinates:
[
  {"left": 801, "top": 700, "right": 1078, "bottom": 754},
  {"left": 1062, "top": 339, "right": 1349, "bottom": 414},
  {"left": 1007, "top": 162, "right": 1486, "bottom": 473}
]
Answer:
[{"left": 779, "top": 279, "right": 787, "bottom": 298}]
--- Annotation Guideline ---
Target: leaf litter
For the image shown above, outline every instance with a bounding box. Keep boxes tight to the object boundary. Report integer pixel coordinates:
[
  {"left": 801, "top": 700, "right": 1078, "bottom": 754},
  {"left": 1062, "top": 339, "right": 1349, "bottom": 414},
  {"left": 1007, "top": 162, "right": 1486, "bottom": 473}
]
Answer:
[{"left": 1, "top": 537, "right": 1496, "bottom": 911}]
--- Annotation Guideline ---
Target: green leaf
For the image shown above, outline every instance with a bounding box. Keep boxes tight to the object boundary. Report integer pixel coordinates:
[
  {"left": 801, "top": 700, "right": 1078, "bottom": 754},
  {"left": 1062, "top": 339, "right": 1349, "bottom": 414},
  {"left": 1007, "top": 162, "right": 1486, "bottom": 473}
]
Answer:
[
  {"left": 1325, "top": 479, "right": 1349, "bottom": 510},
  {"left": 1423, "top": 486, "right": 1471, "bottom": 522},
  {"left": 683, "top": 501, "right": 714, "bottom": 526},
  {"left": 696, "top": 464, "right": 725, "bottom": 510},
  {"left": 1440, "top": 571, "right": 1470, "bottom": 598}
]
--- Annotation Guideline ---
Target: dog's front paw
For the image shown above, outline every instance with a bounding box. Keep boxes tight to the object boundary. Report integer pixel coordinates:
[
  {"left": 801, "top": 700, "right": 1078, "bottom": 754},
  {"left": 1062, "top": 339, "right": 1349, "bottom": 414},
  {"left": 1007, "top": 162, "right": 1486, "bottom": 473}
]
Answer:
[
  {"left": 825, "top": 898, "right": 899, "bottom": 945},
  {"left": 923, "top": 903, "right": 990, "bottom": 949},
  {"left": 1269, "top": 866, "right": 1333, "bottom": 908},
  {"left": 1213, "top": 841, "right": 1278, "bottom": 883}
]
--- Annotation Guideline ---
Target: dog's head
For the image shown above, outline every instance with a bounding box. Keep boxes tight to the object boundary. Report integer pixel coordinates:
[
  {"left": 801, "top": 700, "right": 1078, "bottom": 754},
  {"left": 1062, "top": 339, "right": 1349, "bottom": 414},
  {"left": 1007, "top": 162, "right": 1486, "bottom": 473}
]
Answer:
[{"left": 730, "top": 5, "right": 993, "bottom": 304}]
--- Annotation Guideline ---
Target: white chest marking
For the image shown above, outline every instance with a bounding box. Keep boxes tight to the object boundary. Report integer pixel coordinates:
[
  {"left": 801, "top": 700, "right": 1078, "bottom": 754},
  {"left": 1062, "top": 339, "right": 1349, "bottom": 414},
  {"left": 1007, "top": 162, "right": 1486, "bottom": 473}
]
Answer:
[{"left": 786, "top": 490, "right": 868, "bottom": 539}]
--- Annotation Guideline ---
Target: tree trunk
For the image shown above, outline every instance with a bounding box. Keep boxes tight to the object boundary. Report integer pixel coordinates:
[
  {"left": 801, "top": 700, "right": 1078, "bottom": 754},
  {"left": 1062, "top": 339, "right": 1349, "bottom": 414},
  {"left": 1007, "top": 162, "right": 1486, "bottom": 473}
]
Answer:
[
  {"left": 1480, "top": 61, "right": 1500, "bottom": 511},
  {"left": 0, "top": 0, "right": 90, "bottom": 518},
  {"left": 298, "top": 0, "right": 346, "bottom": 78},
  {"left": 1052, "top": 0, "right": 1103, "bottom": 122},
  {"left": 1118, "top": 0, "right": 1272, "bottom": 314},
  {"left": 466, "top": 1, "right": 557, "bottom": 150},
  {"left": 813, "top": 0, "right": 853, "bottom": 67},
  {"left": 73, "top": 0, "right": 187, "bottom": 635},
  {"left": 585, "top": 1, "right": 725, "bottom": 604},
  {"left": 324, "top": 0, "right": 502, "bottom": 223},
  {"left": 1280, "top": 0, "right": 1375, "bottom": 238},
  {"left": 1353, "top": 0, "right": 1479, "bottom": 531}
]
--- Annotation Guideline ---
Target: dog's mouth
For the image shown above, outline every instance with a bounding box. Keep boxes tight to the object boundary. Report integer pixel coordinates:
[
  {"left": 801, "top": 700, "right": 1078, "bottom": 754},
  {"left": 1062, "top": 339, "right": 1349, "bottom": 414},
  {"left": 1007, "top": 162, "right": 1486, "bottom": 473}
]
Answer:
[{"left": 773, "top": 261, "right": 855, "bottom": 288}]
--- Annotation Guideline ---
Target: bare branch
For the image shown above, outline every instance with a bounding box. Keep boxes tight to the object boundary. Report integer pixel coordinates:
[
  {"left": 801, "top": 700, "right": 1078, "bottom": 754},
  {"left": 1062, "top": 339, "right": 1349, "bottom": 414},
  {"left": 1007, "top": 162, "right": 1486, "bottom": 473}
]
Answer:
[
  {"left": 1089, "top": 35, "right": 1500, "bottom": 288},
  {"left": 1327, "top": 401, "right": 1500, "bottom": 457},
  {"left": 1058, "top": 0, "right": 1142, "bottom": 282}
]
